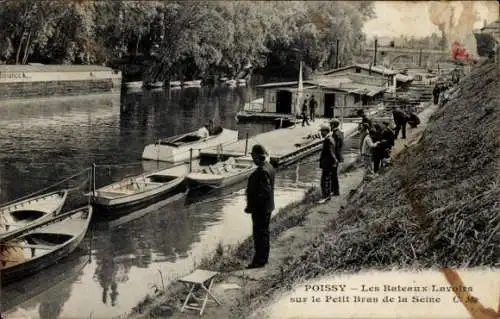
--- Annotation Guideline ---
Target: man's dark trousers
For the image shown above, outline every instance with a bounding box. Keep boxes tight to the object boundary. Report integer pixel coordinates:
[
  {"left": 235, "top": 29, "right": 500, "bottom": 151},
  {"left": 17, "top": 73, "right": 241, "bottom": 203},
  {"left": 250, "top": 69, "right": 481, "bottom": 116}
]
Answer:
[
  {"left": 251, "top": 211, "right": 271, "bottom": 265},
  {"left": 330, "top": 165, "right": 339, "bottom": 196},
  {"left": 321, "top": 169, "right": 333, "bottom": 198},
  {"left": 394, "top": 122, "right": 407, "bottom": 139}
]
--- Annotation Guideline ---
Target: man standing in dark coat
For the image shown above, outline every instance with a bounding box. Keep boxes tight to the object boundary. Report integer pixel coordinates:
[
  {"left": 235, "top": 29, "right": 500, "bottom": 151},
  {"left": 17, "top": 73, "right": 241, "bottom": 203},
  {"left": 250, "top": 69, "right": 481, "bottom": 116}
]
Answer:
[
  {"left": 309, "top": 95, "right": 317, "bottom": 121},
  {"left": 330, "top": 119, "right": 343, "bottom": 196},
  {"left": 432, "top": 83, "right": 440, "bottom": 105},
  {"left": 318, "top": 124, "right": 338, "bottom": 204},
  {"left": 392, "top": 106, "right": 409, "bottom": 139},
  {"left": 245, "top": 144, "right": 275, "bottom": 269},
  {"left": 301, "top": 100, "right": 310, "bottom": 127}
]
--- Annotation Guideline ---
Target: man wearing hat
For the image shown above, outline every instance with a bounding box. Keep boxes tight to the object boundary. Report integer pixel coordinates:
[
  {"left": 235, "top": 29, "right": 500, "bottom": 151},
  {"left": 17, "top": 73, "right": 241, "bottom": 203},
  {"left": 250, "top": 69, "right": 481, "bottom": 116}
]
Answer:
[
  {"left": 318, "top": 124, "right": 338, "bottom": 204},
  {"left": 245, "top": 144, "right": 275, "bottom": 268},
  {"left": 330, "top": 119, "right": 344, "bottom": 196},
  {"left": 392, "top": 106, "right": 409, "bottom": 139}
]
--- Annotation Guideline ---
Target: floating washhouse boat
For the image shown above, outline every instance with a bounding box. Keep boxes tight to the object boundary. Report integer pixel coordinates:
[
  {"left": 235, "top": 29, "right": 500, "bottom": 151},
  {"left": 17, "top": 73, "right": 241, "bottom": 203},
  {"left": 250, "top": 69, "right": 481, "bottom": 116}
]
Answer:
[
  {"left": 0, "top": 205, "right": 92, "bottom": 286},
  {"left": 186, "top": 157, "right": 256, "bottom": 189},
  {"left": 88, "top": 165, "right": 188, "bottom": 213},
  {"left": 142, "top": 128, "right": 238, "bottom": 163},
  {"left": 0, "top": 190, "right": 69, "bottom": 241}
]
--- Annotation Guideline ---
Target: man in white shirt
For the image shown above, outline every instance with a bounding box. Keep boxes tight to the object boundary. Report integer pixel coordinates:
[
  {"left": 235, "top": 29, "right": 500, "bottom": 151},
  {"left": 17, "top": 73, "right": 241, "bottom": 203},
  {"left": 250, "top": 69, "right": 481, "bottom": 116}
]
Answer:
[{"left": 361, "top": 129, "right": 379, "bottom": 176}]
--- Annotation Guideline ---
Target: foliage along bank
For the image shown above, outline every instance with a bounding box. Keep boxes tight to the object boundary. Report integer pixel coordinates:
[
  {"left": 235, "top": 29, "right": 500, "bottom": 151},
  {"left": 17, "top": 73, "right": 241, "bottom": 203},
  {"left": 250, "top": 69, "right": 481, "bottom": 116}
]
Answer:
[{"left": 0, "top": 1, "right": 374, "bottom": 81}]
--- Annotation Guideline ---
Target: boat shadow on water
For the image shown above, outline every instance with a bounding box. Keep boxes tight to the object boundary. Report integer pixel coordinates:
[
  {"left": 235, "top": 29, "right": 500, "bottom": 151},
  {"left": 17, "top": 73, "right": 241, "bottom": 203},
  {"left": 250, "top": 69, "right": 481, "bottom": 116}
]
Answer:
[{"left": 1, "top": 248, "right": 90, "bottom": 316}]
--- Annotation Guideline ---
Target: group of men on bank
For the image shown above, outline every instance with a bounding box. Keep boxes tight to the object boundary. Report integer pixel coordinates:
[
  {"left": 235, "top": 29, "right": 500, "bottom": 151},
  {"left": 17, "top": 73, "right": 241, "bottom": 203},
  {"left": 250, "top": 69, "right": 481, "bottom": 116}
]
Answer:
[{"left": 243, "top": 105, "right": 418, "bottom": 268}]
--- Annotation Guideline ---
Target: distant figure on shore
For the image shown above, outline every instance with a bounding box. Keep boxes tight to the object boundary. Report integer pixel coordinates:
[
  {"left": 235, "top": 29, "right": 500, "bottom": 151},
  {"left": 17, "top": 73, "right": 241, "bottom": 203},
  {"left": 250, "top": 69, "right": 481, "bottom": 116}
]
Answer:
[
  {"left": 245, "top": 144, "right": 275, "bottom": 269},
  {"left": 432, "top": 84, "right": 441, "bottom": 105},
  {"left": 392, "top": 106, "right": 409, "bottom": 139},
  {"left": 361, "top": 128, "right": 379, "bottom": 176},
  {"left": 330, "top": 119, "right": 344, "bottom": 196},
  {"left": 407, "top": 111, "right": 421, "bottom": 128},
  {"left": 301, "top": 100, "right": 310, "bottom": 126},
  {"left": 309, "top": 95, "right": 317, "bottom": 122},
  {"left": 318, "top": 124, "right": 338, "bottom": 204},
  {"left": 372, "top": 123, "right": 394, "bottom": 173},
  {"left": 357, "top": 109, "right": 373, "bottom": 129}
]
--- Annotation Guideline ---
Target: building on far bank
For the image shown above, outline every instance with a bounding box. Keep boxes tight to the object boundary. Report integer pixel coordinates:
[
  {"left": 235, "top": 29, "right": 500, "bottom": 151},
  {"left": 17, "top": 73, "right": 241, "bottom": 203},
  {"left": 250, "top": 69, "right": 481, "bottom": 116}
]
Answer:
[{"left": 0, "top": 64, "right": 122, "bottom": 101}]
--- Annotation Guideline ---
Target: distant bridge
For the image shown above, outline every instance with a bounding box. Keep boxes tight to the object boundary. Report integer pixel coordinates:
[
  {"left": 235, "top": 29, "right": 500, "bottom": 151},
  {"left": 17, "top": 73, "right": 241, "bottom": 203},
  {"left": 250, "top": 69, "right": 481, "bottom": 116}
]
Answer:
[{"left": 364, "top": 46, "right": 450, "bottom": 68}]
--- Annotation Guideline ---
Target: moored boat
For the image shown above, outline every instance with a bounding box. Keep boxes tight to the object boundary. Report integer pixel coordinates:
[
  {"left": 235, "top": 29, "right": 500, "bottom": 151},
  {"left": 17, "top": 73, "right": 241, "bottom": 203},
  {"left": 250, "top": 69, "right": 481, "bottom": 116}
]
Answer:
[
  {"left": 237, "top": 79, "right": 247, "bottom": 86},
  {"left": 169, "top": 80, "right": 182, "bottom": 87},
  {"left": 0, "top": 205, "right": 92, "bottom": 286},
  {"left": 0, "top": 190, "right": 69, "bottom": 241},
  {"left": 125, "top": 81, "right": 143, "bottom": 89},
  {"left": 183, "top": 80, "right": 202, "bottom": 87},
  {"left": 146, "top": 81, "right": 164, "bottom": 89},
  {"left": 186, "top": 157, "right": 256, "bottom": 189},
  {"left": 89, "top": 165, "right": 188, "bottom": 212},
  {"left": 142, "top": 128, "right": 238, "bottom": 163}
]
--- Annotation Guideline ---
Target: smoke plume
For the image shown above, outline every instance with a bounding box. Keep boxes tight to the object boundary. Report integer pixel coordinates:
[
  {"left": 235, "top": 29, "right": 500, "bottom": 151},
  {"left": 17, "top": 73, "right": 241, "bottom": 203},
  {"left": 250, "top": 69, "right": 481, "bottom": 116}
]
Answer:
[{"left": 428, "top": 1, "right": 481, "bottom": 60}]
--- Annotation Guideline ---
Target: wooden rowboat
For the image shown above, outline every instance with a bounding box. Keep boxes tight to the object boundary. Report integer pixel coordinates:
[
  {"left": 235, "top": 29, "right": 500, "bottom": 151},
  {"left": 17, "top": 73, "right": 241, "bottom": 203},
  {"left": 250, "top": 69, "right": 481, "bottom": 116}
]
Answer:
[
  {"left": 186, "top": 157, "right": 256, "bottom": 189},
  {"left": 89, "top": 166, "right": 188, "bottom": 212},
  {"left": 142, "top": 128, "right": 238, "bottom": 163},
  {"left": 0, "top": 190, "right": 69, "bottom": 241},
  {"left": 0, "top": 205, "right": 92, "bottom": 286}
]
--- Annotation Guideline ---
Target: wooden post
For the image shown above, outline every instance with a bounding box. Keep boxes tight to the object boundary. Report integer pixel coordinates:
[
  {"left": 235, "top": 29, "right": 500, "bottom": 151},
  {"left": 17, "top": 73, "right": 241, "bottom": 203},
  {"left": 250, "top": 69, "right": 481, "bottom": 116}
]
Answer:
[
  {"left": 92, "top": 163, "right": 96, "bottom": 197},
  {"left": 418, "top": 48, "right": 422, "bottom": 67},
  {"left": 373, "top": 39, "right": 378, "bottom": 66},
  {"left": 189, "top": 148, "right": 193, "bottom": 173},
  {"left": 335, "top": 39, "right": 340, "bottom": 68},
  {"left": 244, "top": 132, "right": 249, "bottom": 155}
]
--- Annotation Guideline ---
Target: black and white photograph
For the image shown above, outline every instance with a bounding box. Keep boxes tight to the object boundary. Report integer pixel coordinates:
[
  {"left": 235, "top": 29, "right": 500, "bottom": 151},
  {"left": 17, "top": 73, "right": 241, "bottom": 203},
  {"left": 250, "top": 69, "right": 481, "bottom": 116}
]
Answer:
[{"left": 0, "top": 1, "right": 498, "bottom": 318}]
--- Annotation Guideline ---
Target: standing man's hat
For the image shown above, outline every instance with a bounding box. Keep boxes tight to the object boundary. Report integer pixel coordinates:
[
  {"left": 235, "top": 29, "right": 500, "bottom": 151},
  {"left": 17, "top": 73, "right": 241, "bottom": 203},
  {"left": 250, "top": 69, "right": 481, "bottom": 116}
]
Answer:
[
  {"left": 320, "top": 124, "right": 330, "bottom": 131},
  {"left": 251, "top": 144, "right": 268, "bottom": 156},
  {"left": 330, "top": 119, "right": 340, "bottom": 128}
]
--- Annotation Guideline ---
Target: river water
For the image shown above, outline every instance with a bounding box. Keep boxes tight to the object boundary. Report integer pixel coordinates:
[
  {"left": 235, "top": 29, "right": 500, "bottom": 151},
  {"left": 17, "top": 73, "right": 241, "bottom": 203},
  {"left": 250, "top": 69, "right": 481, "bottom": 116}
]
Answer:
[{"left": 0, "top": 86, "right": 332, "bottom": 319}]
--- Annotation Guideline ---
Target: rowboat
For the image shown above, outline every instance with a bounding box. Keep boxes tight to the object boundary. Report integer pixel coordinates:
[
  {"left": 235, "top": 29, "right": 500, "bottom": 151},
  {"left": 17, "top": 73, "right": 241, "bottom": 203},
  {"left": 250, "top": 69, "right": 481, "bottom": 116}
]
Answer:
[
  {"left": 125, "top": 81, "right": 143, "bottom": 89},
  {"left": 0, "top": 190, "right": 69, "bottom": 241},
  {"left": 145, "top": 81, "right": 164, "bottom": 89},
  {"left": 186, "top": 157, "right": 256, "bottom": 189},
  {"left": 183, "top": 80, "right": 202, "bottom": 87},
  {"left": 0, "top": 205, "right": 92, "bottom": 286},
  {"left": 169, "top": 80, "right": 182, "bottom": 87},
  {"left": 142, "top": 128, "right": 238, "bottom": 163},
  {"left": 89, "top": 165, "right": 188, "bottom": 212}
]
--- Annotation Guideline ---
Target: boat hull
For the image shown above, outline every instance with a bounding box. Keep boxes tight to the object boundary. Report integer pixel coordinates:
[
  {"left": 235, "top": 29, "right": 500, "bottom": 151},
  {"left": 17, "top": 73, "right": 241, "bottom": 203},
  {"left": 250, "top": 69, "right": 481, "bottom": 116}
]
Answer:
[
  {"left": 187, "top": 170, "right": 254, "bottom": 189},
  {"left": 91, "top": 178, "right": 185, "bottom": 214},
  {"left": 1, "top": 207, "right": 92, "bottom": 285},
  {"left": 142, "top": 129, "right": 238, "bottom": 162},
  {"left": 0, "top": 190, "right": 68, "bottom": 241}
]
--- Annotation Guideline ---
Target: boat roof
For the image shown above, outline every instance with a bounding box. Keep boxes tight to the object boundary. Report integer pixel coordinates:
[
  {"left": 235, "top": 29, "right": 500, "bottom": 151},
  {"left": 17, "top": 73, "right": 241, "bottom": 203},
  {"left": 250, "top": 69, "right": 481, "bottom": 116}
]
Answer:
[
  {"left": 319, "top": 63, "right": 397, "bottom": 76},
  {"left": 0, "top": 64, "right": 114, "bottom": 72}
]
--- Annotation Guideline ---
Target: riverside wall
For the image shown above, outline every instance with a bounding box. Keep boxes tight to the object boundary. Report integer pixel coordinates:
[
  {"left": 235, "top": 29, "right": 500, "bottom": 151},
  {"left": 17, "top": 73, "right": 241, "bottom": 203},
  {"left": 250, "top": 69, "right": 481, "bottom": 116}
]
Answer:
[{"left": 0, "top": 65, "right": 122, "bottom": 100}]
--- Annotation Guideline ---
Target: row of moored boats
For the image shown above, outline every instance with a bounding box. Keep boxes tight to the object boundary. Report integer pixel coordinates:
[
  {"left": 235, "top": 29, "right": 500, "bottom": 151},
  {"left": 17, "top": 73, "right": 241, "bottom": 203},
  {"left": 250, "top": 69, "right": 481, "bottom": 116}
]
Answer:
[
  {"left": 0, "top": 127, "right": 254, "bottom": 285},
  {"left": 126, "top": 78, "right": 247, "bottom": 90}
]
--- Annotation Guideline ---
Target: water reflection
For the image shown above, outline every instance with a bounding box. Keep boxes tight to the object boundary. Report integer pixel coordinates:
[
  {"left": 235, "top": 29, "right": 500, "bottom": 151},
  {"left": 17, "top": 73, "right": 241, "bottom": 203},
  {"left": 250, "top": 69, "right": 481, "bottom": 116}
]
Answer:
[
  {"left": 2, "top": 250, "right": 89, "bottom": 315},
  {"left": 0, "top": 86, "right": 321, "bottom": 318}
]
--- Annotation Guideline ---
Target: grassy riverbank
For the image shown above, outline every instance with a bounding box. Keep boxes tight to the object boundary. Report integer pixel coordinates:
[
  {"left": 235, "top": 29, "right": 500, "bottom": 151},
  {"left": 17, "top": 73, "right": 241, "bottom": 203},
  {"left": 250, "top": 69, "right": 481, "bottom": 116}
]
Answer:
[{"left": 130, "top": 57, "right": 498, "bottom": 319}]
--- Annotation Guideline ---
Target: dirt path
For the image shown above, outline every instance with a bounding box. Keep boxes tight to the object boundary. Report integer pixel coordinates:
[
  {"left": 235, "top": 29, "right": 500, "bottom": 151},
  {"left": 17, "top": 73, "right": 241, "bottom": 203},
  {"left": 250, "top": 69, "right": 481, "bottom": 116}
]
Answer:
[{"left": 134, "top": 103, "right": 439, "bottom": 319}]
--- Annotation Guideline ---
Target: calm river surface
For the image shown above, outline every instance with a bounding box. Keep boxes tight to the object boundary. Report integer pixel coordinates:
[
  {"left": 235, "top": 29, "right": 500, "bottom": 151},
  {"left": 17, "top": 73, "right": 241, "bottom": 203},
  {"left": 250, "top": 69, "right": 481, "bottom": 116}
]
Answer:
[{"left": 0, "top": 86, "right": 325, "bottom": 319}]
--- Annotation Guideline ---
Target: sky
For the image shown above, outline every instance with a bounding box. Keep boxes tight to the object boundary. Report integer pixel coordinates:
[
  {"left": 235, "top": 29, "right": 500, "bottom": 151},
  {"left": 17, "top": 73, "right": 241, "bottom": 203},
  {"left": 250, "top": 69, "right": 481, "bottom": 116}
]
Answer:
[{"left": 363, "top": 1, "right": 499, "bottom": 39}]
